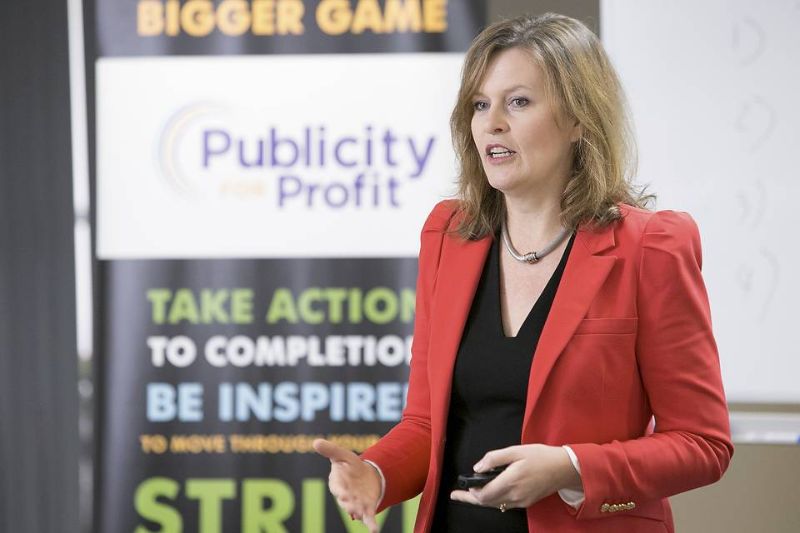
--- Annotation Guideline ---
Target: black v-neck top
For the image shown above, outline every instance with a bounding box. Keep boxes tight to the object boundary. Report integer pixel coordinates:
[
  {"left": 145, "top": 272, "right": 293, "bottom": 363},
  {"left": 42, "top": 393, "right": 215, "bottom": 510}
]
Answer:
[{"left": 430, "top": 229, "right": 576, "bottom": 532}]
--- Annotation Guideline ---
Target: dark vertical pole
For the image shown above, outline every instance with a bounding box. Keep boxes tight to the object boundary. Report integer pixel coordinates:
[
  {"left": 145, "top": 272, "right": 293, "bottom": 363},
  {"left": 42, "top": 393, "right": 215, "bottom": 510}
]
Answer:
[{"left": 0, "top": 0, "right": 79, "bottom": 531}]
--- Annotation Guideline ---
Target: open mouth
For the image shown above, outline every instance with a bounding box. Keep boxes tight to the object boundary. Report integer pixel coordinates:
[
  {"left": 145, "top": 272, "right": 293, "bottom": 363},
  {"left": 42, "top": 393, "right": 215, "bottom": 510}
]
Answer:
[{"left": 486, "top": 144, "right": 516, "bottom": 159}]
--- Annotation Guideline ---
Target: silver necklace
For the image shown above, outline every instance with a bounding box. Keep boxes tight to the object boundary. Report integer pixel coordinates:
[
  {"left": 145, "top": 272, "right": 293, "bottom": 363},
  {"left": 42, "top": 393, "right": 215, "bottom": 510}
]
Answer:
[{"left": 501, "top": 219, "right": 572, "bottom": 264}]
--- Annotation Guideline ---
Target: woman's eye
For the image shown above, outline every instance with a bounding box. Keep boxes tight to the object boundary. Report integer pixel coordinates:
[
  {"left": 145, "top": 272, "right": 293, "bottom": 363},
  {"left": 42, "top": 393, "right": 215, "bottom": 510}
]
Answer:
[{"left": 472, "top": 98, "right": 528, "bottom": 111}]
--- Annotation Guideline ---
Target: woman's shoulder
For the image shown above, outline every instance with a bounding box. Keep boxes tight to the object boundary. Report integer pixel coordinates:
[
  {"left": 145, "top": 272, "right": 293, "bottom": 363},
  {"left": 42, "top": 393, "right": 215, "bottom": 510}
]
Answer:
[
  {"left": 617, "top": 202, "right": 699, "bottom": 235},
  {"left": 616, "top": 202, "right": 702, "bottom": 258},
  {"left": 415, "top": 199, "right": 462, "bottom": 277},
  {"left": 421, "top": 198, "right": 461, "bottom": 234}
]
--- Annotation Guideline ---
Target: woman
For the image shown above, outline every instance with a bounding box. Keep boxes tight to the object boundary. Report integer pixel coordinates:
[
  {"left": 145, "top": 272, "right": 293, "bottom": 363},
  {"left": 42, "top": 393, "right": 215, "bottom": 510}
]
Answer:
[{"left": 314, "top": 12, "right": 732, "bottom": 533}]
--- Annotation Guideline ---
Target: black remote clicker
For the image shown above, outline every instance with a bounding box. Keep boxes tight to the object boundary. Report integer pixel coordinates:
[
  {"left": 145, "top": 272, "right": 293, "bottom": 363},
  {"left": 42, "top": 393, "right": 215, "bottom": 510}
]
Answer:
[{"left": 456, "top": 466, "right": 507, "bottom": 489}]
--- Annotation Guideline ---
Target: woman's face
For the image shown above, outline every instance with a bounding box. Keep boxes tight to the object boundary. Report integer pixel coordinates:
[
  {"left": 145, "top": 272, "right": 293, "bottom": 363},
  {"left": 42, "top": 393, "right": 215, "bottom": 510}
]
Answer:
[{"left": 470, "top": 47, "right": 581, "bottom": 199}]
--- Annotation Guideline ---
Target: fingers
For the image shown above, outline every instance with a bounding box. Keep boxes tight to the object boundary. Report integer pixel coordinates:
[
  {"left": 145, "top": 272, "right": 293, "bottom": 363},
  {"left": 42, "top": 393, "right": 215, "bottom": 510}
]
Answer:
[
  {"left": 342, "top": 502, "right": 379, "bottom": 533},
  {"left": 315, "top": 438, "right": 380, "bottom": 530},
  {"left": 313, "top": 438, "right": 358, "bottom": 464},
  {"left": 362, "top": 509, "right": 379, "bottom": 533},
  {"left": 473, "top": 445, "right": 520, "bottom": 472},
  {"left": 450, "top": 477, "right": 512, "bottom": 509},
  {"left": 450, "top": 489, "right": 482, "bottom": 506},
  {"left": 473, "top": 472, "right": 508, "bottom": 503}
]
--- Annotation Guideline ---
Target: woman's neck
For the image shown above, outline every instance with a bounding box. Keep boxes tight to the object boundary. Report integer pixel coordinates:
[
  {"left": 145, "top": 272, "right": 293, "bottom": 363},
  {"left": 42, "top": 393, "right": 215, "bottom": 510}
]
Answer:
[{"left": 503, "top": 194, "right": 566, "bottom": 251}]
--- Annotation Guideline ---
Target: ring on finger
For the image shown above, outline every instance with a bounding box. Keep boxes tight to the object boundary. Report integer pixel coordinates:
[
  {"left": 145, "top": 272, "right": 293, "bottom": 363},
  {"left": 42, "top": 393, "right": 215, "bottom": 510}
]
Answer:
[{"left": 499, "top": 503, "right": 508, "bottom": 513}]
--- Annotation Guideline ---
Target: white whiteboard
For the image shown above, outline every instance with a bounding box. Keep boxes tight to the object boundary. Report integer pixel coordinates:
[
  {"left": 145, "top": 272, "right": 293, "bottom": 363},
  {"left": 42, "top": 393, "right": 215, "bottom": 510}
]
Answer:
[{"left": 601, "top": 0, "right": 800, "bottom": 403}]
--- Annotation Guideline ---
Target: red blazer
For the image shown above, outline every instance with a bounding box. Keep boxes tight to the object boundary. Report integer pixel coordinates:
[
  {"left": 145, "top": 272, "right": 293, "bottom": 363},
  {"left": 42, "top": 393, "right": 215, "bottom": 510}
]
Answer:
[{"left": 361, "top": 199, "right": 733, "bottom": 532}]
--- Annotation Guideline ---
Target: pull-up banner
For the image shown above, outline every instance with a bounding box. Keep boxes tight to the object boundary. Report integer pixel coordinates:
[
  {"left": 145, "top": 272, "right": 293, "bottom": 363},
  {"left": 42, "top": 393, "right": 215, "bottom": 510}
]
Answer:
[{"left": 89, "top": 1, "right": 486, "bottom": 531}]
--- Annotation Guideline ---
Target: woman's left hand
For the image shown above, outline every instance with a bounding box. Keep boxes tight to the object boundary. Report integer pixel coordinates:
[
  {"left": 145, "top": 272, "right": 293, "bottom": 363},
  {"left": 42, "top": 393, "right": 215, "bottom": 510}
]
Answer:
[{"left": 450, "top": 444, "right": 581, "bottom": 511}]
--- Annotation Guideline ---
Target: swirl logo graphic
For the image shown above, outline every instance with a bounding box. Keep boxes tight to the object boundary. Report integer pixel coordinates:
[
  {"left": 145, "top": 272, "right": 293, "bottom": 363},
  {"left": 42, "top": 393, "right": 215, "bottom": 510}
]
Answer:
[{"left": 158, "top": 103, "right": 230, "bottom": 198}]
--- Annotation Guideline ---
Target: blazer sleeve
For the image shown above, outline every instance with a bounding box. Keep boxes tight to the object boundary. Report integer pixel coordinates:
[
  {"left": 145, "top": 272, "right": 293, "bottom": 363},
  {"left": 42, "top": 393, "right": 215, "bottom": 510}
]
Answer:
[
  {"left": 568, "top": 209, "right": 734, "bottom": 520},
  {"left": 359, "top": 199, "right": 457, "bottom": 512}
]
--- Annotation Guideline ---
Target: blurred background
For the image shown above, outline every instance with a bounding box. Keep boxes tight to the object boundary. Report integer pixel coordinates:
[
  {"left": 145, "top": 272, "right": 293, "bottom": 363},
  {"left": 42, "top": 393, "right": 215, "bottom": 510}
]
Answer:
[{"left": 1, "top": 0, "right": 799, "bottom": 531}]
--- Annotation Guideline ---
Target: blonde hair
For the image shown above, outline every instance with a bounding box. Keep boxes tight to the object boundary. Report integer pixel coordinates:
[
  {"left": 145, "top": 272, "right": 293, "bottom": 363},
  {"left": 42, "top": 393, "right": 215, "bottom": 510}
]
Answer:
[{"left": 450, "top": 12, "right": 655, "bottom": 239}]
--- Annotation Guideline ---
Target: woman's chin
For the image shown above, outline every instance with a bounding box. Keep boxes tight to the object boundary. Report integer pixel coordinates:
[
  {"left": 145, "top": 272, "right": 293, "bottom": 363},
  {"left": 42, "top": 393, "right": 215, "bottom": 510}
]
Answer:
[
  {"left": 486, "top": 172, "right": 562, "bottom": 199},
  {"left": 486, "top": 176, "right": 522, "bottom": 195}
]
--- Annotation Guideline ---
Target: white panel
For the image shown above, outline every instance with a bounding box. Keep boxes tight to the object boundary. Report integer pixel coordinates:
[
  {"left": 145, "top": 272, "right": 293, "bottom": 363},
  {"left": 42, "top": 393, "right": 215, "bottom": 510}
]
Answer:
[
  {"left": 97, "top": 54, "right": 461, "bottom": 259},
  {"left": 602, "top": 0, "right": 800, "bottom": 402},
  {"left": 730, "top": 412, "right": 800, "bottom": 444}
]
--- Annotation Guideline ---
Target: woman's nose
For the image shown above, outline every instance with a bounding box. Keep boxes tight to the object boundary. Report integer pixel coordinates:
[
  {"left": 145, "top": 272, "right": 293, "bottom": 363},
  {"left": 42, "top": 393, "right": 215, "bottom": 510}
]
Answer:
[{"left": 484, "top": 106, "right": 508, "bottom": 133}]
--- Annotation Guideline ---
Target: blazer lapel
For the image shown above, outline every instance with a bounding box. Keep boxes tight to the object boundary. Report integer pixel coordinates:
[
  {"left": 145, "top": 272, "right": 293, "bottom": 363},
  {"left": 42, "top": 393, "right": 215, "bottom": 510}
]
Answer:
[
  {"left": 427, "top": 231, "right": 492, "bottom": 430},
  {"left": 521, "top": 222, "right": 617, "bottom": 439}
]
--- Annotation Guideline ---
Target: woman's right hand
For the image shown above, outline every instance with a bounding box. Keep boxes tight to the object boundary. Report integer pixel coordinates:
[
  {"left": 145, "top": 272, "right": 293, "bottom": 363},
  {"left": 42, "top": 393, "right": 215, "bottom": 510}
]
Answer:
[{"left": 312, "top": 438, "right": 382, "bottom": 533}]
